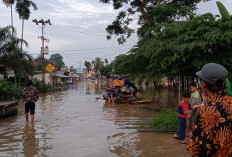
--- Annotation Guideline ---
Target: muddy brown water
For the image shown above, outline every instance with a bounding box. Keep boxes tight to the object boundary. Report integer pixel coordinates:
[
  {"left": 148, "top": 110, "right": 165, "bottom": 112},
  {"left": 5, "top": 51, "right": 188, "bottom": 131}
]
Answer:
[{"left": 0, "top": 80, "right": 191, "bottom": 157}]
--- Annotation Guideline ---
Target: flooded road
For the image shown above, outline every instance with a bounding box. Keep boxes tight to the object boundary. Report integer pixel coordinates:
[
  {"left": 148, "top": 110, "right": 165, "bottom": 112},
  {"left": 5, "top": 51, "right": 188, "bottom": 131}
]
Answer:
[{"left": 0, "top": 81, "right": 191, "bottom": 157}]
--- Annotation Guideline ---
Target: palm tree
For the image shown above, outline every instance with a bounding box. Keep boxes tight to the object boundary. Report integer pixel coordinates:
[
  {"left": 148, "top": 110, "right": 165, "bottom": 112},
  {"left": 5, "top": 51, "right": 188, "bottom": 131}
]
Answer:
[
  {"left": 15, "top": 0, "right": 38, "bottom": 52},
  {"left": 2, "top": 0, "right": 15, "bottom": 35},
  {"left": 0, "top": 26, "right": 12, "bottom": 56},
  {"left": 84, "top": 60, "right": 91, "bottom": 72},
  {"left": 94, "top": 57, "right": 104, "bottom": 73},
  {"left": 0, "top": 26, "right": 32, "bottom": 85},
  {"left": 0, "top": 26, "right": 28, "bottom": 55}
]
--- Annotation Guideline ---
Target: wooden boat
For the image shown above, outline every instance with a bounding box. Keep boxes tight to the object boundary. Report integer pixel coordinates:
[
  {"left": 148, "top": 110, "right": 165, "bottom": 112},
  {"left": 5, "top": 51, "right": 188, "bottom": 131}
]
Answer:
[{"left": 0, "top": 101, "right": 18, "bottom": 119}]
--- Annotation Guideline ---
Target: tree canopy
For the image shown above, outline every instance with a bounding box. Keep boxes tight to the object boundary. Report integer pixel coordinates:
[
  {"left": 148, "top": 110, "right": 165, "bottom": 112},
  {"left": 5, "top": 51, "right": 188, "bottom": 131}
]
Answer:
[
  {"left": 84, "top": 60, "right": 91, "bottom": 72},
  {"left": 49, "top": 53, "right": 65, "bottom": 68},
  {"left": 100, "top": 0, "right": 211, "bottom": 44},
  {"left": 105, "top": 0, "right": 232, "bottom": 82},
  {"left": 0, "top": 26, "right": 33, "bottom": 80}
]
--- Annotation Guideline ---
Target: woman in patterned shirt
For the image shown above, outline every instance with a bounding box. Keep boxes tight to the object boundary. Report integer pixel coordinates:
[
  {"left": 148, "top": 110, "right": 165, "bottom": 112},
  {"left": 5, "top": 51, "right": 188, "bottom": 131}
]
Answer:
[{"left": 187, "top": 63, "right": 232, "bottom": 157}]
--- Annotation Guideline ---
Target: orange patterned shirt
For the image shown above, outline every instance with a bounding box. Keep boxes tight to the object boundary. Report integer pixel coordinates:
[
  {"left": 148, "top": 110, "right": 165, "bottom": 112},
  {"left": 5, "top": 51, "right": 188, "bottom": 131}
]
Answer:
[{"left": 187, "top": 91, "right": 232, "bottom": 157}]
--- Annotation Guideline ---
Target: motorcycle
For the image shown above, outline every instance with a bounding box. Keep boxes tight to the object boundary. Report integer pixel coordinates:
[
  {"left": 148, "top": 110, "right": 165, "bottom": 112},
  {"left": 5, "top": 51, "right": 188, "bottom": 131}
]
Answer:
[
  {"left": 115, "top": 85, "right": 143, "bottom": 101},
  {"left": 102, "top": 87, "right": 117, "bottom": 100}
]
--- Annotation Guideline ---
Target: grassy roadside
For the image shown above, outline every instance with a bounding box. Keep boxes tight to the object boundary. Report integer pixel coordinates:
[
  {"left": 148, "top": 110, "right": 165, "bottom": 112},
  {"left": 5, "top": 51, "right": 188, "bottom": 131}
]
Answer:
[{"left": 150, "top": 110, "right": 178, "bottom": 133}]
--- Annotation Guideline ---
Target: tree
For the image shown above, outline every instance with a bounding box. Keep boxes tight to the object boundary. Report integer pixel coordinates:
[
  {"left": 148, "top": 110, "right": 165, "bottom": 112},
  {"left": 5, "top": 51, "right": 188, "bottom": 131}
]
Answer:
[
  {"left": 104, "top": 58, "right": 108, "bottom": 65},
  {"left": 91, "top": 57, "right": 104, "bottom": 73},
  {"left": 100, "top": 64, "right": 113, "bottom": 77},
  {"left": 0, "top": 26, "right": 28, "bottom": 57},
  {"left": 0, "top": 26, "right": 12, "bottom": 56},
  {"left": 100, "top": 0, "right": 211, "bottom": 44},
  {"left": 2, "top": 0, "right": 15, "bottom": 35},
  {"left": 84, "top": 60, "right": 91, "bottom": 72},
  {"left": 15, "top": 0, "right": 38, "bottom": 52},
  {"left": 70, "top": 65, "right": 74, "bottom": 72},
  {"left": 34, "top": 55, "right": 49, "bottom": 71},
  {"left": 0, "top": 26, "right": 33, "bottom": 85},
  {"left": 49, "top": 53, "right": 65, "bottom": 68},
  {"left": 111, "top": 51, "right": 150, "bottom": 82},
  {"left": 135, "top": 13, "right": 232, "bottom": 78}
]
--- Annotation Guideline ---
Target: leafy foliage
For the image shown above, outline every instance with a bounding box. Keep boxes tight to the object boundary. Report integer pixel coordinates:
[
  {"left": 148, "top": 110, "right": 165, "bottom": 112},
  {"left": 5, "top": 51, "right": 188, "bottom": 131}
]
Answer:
[
  {"left": 92, "top": 57, "right": 104, "bottom": 73},
  {"left": 32, "top": 78, "right": 53, "bottom": 93},
  {"left": 49, "top": 53, "right": 65, "bottom": 68},
  {"left": 216, "top": 1, "right": 230, "bottom": 19},
  {"left": 0, "top": 26, "right": 33, "bottom": 81},
  {"left": 100, "top": 0, "right": 211, "bottom": 44},
  {"left": 15, "top": 0, "right": 38, "bottom": 20},
  {"left": 0, "top": 79, "right": 22, "bottom": 100},
  {"left": 142, "top": 13, "right": 232, "bottom": 77},
  {"left": 100, "top": 64, "right": 113, "bottom": 77},
  {"left": 84, "top": 60, "right": 91, "bottom": 72}
]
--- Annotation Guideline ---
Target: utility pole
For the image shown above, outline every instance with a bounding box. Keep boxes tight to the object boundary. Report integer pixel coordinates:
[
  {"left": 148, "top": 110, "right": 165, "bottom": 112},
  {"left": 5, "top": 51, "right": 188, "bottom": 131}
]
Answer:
[{"left": 32, "top": 19, "right": 51, "bottom": 84}]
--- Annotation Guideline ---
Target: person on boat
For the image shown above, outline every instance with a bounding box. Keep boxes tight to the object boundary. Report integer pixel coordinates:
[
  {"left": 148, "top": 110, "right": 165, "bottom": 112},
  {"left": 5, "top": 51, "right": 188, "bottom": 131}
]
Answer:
[
  {"left": 123, "top": 76, "right": 137, "bottom": 96},
  {"left": 22, "top": 80, "right": 39, "bottom": 123}
]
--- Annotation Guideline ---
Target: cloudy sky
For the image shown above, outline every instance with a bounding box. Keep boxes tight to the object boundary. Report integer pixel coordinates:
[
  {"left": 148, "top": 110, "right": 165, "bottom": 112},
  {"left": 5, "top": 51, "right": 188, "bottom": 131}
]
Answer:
[{"left": 0, "top": 0, "right": 232, "bottom": 67}]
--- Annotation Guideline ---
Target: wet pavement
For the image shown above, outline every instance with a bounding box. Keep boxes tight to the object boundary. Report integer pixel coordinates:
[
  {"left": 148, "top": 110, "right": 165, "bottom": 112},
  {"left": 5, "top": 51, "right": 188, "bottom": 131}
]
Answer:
[{"left": 0, "top": 80, "right": 191, "bottom": 157}]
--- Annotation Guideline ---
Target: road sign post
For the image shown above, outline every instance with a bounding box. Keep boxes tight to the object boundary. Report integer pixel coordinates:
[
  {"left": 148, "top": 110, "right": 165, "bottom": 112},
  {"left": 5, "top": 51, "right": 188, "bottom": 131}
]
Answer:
[{"left": 45, "top": 64, "right": 55, "bottom": 85}]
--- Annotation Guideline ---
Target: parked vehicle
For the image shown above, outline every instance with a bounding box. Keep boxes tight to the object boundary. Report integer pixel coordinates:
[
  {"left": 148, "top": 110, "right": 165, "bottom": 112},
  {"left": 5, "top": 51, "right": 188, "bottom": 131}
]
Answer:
[
  {"left": 115, "top": 85, "right": 143, "bottom": 101},
  {"left": 102, "top": 87, "right": 117, "bottom": 100}
]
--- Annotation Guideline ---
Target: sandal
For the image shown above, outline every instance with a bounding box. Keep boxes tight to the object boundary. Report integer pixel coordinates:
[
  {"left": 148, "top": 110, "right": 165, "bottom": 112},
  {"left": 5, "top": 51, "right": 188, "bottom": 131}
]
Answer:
[
  {"left": 173, "top": 134, "right": 178, "bottom": 139},
  {"left": 180, "top": 141, "right": 187, "bottom": 144}
]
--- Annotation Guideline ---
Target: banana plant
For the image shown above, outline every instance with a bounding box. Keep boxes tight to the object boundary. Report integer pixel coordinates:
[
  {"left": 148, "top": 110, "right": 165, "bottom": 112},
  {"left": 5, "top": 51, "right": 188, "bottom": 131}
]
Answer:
[{"left": 216, "top": 1, "right": 230, "bottom": 19}]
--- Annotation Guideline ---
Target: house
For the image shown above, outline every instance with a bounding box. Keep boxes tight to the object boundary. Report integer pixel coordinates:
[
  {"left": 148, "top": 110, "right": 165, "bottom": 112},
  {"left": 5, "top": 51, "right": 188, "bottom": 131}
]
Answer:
[
  {"left": 52, "top": 71, "right": 78, "bottom": 85},
  {"left": 0, "top": 65, "right": 15, "bottom": 81}
]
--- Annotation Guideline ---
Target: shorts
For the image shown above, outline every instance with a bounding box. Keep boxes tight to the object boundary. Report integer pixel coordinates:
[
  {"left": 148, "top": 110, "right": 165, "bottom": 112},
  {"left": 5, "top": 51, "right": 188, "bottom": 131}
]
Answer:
[
  {"left": 25, "top": 101, "right": 35, "bottom": 115},
  {"left": 187, "top": 108, "right": 197, "bottom": 119}
]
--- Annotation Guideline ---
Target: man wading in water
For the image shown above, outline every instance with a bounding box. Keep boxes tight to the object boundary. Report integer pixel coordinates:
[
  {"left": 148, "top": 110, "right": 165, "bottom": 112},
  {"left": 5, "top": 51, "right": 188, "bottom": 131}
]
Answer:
[
  {"left": 187, "top": 63, "right": 232, "bottom": 157},
  {"left": 22, "top": 80, "right": 39, "bottom": 123}
]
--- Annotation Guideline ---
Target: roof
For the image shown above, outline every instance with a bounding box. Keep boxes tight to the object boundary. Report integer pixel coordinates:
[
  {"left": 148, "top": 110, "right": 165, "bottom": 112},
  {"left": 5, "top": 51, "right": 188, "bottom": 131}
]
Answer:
[{"left": 52, "top": 74, "right": 77, "bottom": 78}]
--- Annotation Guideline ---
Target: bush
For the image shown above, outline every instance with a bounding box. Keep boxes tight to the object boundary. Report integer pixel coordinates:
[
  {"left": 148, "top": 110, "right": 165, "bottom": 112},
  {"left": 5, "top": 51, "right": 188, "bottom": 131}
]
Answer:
[
  {"left": 0, "top": 80, "right": 22, "bottom": 100},
  {"left": 150, "top": 110, "right": 178, "bottom": 132},
  {"left": 0, "top": 78, "right": 56, "bottom": 101},
  {"left": 32, "top": 78, "right": 53, "bottom": 93}
]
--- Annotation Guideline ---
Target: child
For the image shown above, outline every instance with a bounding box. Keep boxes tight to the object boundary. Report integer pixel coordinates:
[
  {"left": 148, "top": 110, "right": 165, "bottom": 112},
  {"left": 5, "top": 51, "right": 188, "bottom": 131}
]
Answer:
[
  {"left": 173, "top": 91, "right": 190, "bottom": 144},
  {"left": 192, "top": 91, "right": 208, "bottom": 109},
  {"left": 186, "top": 82, "right": 201, "bottom": 136}
]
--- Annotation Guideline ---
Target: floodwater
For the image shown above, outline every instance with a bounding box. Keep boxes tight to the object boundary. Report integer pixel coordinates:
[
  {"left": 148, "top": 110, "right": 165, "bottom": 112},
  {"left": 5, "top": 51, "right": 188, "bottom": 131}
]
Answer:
[{"left": 0, "top": 80, "right": 191, "bottom": 157}]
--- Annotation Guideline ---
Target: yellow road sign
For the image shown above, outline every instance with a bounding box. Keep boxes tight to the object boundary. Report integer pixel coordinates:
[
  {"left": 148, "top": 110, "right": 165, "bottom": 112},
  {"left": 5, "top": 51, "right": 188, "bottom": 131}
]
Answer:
[{"left": 45, "top": 64, "right": 55, "bottom": 73}]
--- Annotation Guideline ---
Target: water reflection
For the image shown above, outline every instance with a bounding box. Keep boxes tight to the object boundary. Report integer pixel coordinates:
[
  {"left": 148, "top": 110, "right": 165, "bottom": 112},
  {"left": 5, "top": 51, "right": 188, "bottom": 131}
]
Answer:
[
  {"left": 23, "top": 124, "right": 38, "bottom": 157},
  {"left": 0, "top": 81, "right": 190, "bottom": 157}
]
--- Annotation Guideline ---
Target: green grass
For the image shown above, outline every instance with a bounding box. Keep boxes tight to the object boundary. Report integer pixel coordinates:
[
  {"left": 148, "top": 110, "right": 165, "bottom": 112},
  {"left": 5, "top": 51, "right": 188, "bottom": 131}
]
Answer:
[{"left": 150, "top": 110, "right": 178, "bottom": 132}]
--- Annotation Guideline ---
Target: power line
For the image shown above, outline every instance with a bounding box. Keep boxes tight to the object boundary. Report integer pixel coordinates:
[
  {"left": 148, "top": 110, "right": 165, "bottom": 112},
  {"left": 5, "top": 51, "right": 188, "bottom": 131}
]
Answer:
[
  {"left": 49, "top": 45, "right": 134, "bottom": 53},
  {"left": 29, "top": 46, "right": 132, "bottom": 56}
]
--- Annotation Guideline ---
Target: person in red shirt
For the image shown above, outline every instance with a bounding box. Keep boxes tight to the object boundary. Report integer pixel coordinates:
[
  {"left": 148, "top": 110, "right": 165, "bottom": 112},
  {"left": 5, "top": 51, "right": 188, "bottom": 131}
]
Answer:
[{"left": 173, "top": 91, "right": 190, "bottom": 144}]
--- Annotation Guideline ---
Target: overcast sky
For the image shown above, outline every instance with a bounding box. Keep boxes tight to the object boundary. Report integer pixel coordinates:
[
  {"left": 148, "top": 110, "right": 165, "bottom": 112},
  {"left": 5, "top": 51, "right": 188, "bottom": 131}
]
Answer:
[{"left": 0, "top": 0, "right": 232, "bottom": 67}]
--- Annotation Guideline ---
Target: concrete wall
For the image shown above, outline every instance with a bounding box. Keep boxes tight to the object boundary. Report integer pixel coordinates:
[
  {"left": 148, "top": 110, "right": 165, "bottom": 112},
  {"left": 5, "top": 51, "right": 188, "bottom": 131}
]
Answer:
[{"left": 31, "top": 73, "right": 51, "bottom": 84}]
